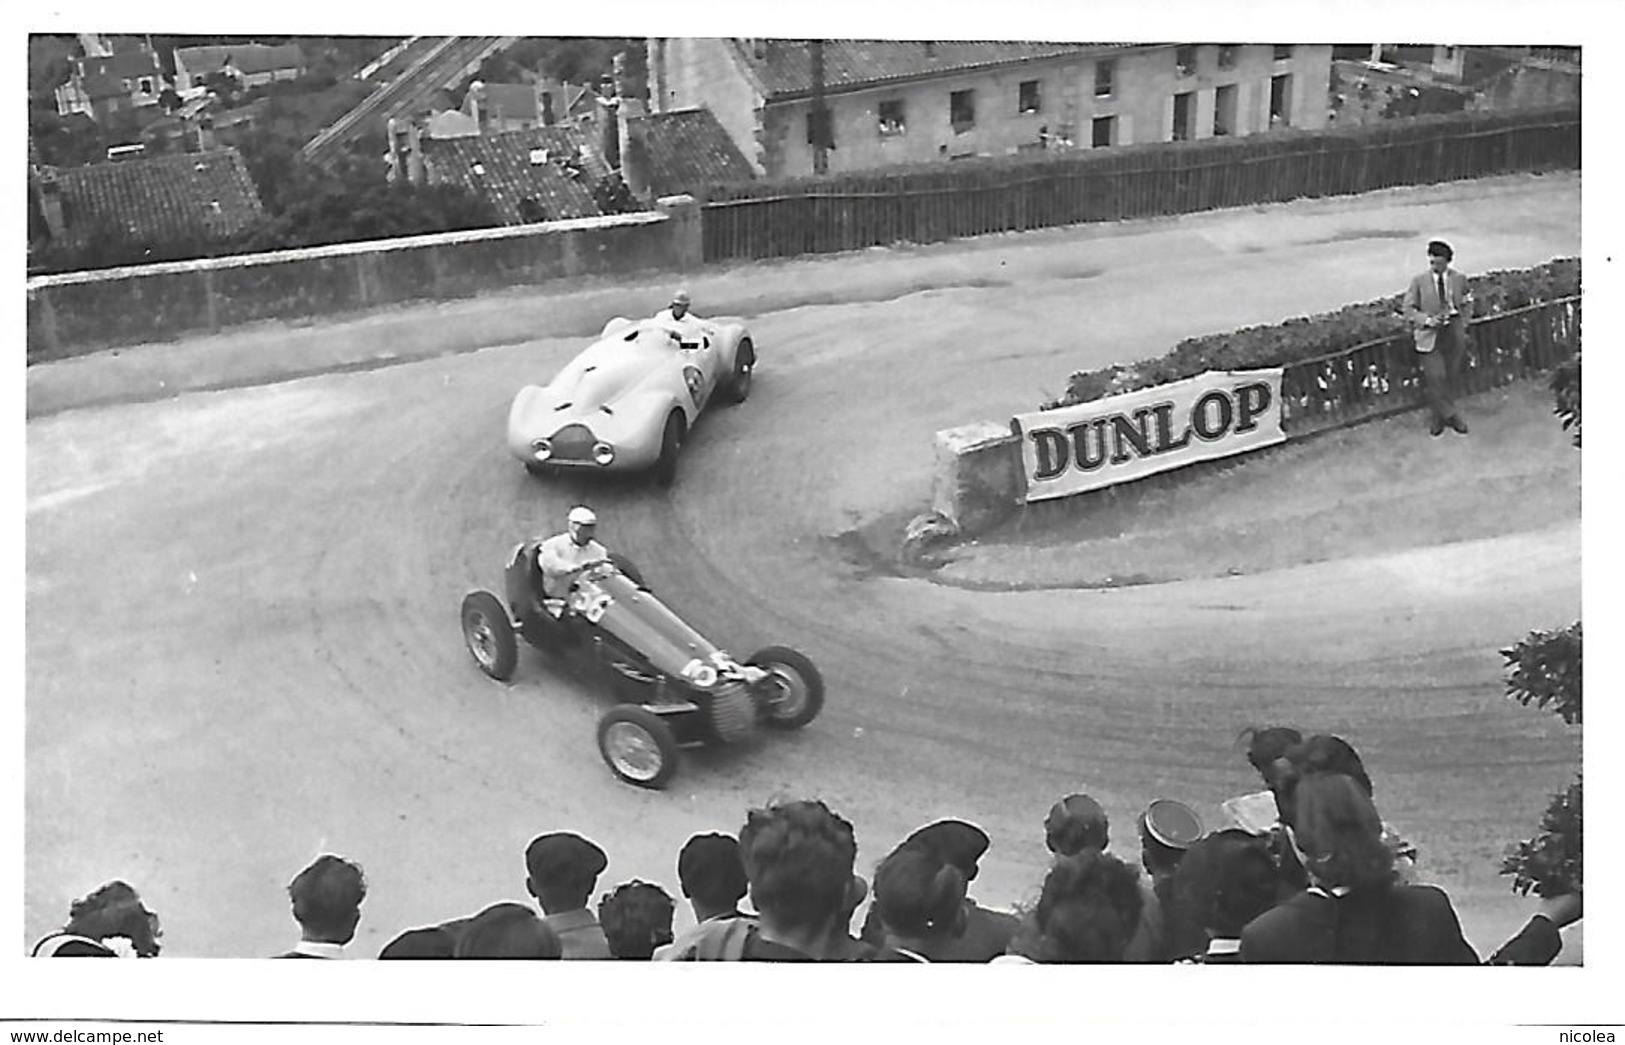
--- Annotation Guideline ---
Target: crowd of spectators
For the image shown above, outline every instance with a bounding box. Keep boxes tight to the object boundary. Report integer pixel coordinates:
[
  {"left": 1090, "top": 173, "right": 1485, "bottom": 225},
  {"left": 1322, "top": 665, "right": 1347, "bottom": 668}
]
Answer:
[{"left": 31, "top": 727, "right": 1580, "bottom": 963}]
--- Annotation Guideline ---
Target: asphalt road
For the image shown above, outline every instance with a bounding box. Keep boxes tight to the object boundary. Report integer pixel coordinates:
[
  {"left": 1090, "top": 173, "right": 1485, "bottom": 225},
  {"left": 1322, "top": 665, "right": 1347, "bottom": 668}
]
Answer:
[{"left": 24, "top": 173, "right": 1582, "bottom": 959}]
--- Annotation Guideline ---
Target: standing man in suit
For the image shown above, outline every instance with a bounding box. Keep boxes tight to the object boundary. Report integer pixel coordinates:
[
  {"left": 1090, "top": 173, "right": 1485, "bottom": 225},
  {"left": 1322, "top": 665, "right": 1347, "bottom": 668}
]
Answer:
[
  {"left": 278, "top": 854, "right": 367, "bottom": 958},
  {"left": 1403, "top": 239, "right": 1473, "bottom": 436}
]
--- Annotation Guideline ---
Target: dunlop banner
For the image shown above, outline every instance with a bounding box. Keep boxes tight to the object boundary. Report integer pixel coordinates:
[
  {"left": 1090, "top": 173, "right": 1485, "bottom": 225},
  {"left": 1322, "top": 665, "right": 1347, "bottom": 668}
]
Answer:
[{"left": 1011, "top": 369, "right": 1286, "bottom": 502}]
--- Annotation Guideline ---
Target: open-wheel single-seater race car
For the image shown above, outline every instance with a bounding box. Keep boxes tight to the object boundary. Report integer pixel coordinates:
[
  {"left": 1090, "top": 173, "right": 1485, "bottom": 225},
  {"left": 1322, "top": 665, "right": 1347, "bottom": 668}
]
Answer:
[
  {"left": 460, "top": 541, "right": 823, "bottom": 788},
  {"left": 507, "top": 316, "right": 756, "bottom": 486}
]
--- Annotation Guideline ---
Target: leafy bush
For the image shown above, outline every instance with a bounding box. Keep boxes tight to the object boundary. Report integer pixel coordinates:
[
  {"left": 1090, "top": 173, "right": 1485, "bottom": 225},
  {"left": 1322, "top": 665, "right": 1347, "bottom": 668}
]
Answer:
[
  {"left": 1502, "top": 777, "right": 1582, "bottom": 898},
  {"left": 1500, "top": 622, "right": 1582, "bottom": 898},
  {"left": 1502, "top": 622, "right": 1583, "bottom": 725},
  {"left": 1043, "top": 258, "right": 1580, "bottom": 409}
]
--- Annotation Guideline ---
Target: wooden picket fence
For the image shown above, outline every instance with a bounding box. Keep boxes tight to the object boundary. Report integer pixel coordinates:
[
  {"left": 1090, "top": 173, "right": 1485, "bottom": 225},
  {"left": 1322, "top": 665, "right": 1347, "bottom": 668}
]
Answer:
[
  {"left": 700, "top": 107, "right": 1580, "bottom": 263},
  {"left": 1011, "top": 296, "right": 1579, "bottom": 529}
]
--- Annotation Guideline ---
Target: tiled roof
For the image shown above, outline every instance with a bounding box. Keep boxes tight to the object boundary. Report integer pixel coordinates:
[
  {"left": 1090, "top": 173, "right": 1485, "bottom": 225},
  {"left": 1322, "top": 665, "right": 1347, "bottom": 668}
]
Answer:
[
  {"left": 177, "top": 42, "right": 305, "bottom": 78},
  {"left": 733, "top": 39, "right": 1118, "bottom": 99},
  {"left": 78, "top": 73, "right": 138, "bottom": 101},
  {"left": 632, "top": 107, "right": 755, "bottom": 196},
  {"left": 76, "top": 48, "right": 161, "bottom": 82},
  {"left": 420, "top": 126, "right": 613, "bottom": 224},
  {"left": 476, "top": 83, "right": 539, "bottom": 122},
  {"left": 44, "top": 148, "right": 263, "bottom": 247}
]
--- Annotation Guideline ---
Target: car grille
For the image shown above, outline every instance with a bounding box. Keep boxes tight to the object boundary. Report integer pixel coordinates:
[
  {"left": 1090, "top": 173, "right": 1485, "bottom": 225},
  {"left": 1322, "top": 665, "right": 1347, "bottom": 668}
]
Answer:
[
  {"left": 549, "top": 424, "right": 595, "bottom": 461},
  {"left": 705, "top": 683, "right": 757, "bottom": 744}
]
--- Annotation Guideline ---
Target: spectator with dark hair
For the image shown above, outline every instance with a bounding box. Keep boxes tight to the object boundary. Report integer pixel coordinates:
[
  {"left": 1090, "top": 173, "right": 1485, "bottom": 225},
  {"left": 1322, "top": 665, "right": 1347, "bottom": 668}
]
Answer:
[
  {"left": 1272, "top": 734, "right": 1417, "bottom": 884},
  {"left": 378, "top": 926, "right": 455, "bottom": 959},
  {"left": 525, "top": 832, "right": 612, "bottom": 959},
  {"left": 1171, "top": 830, "right": 1281, "bottom": 963},
  {"left": 868, "top": 843, "right": 968, "bottom": 962},
  {"left": 1044, "top": 793, "right": 1110, "bottom": 858},
  {"left": 720, "top": 798, "right": 866, "bottom": 960},
  {"left": 1123, "top": 799, "right": 1205, "bottom": 961},
  {"left": 32, "top": 881, "right": 162, "bottom": 958},
  {"left": 1001, "top": 850, "right": 1145, "bottom": 963},
  {"left": 1241, "top": 773, "right": 1477, "bottom": 964},
  {"left": 676, "top": 832, "right": 749, "bottom": 924},
  {"left": 454, "top": 902, "right": 562, "bottom": 959},
  {"left": 598, "top": 880, "right": 676, "bottom": 960},
  {"left": 654, "top": 832, "right": 755, "bottom": 960},
  {"left": 1238, "top": 726, "right": 1303, "bottom": 790},
  {"left": 856, "top": 818, "right": 1017, "bottom": 960},
  {"left": 277, "top": 854, "right": 366, "bottom": 958}
]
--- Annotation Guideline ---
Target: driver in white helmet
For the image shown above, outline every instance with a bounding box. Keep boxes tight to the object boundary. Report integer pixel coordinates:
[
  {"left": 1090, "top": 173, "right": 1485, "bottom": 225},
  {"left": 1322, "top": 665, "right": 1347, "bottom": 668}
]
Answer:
[
  {"left": 538, "top": 506, "right": 611, "bottom": 604},
  {"left": 653, "top": 288, "right": 704, "bottom": 344}
]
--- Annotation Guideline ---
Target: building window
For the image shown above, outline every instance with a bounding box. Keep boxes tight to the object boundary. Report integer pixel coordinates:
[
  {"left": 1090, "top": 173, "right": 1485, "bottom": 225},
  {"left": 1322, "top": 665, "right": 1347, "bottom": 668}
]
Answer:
[
  {"left": 1091, "top": 114, "right": 1116, "bottom": 147},
  {"left": 806, "top": 108, "right": 835, "bottom": 149},
  {"left": 1270, "top": 73, "right": 1293, "bottom": 126},
  {"left": 1172, "top": 91, "right": 1194, "bottom": 141},
  {"left": 1218, "top": 45, "right": 1239, "bottom": 69},
  {"left": 140, "top": 78, "right": 154, "bottom": 95},
  {"left": 950, "top": 89, "right": 976, "bottom": 133},
  {"left": 1094, "top": 60, "right": 1116, "bottom": 97},
  {"left": 1213, "top": 83, "right": 1238, "bottom": 136},
  {"left": 1176, "top": 46, "right": 1196, "bottom": 76},
  {"left": 1274, "top": 44, "right": 1293, "bottom": 61},
  {"left": 1019, "top": 79, "right": 1042, "bottom": 114},
  {"left": 878, "top": 99, "right": 906, "bottom": 136}
]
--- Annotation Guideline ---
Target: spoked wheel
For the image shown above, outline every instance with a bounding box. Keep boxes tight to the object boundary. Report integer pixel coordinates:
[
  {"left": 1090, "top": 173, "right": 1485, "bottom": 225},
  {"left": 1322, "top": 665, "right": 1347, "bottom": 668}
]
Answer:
[
  {"left": 461, "top": 591, "right": 518, "bottom": 680},
  {"left": 748, "top": 645, "right": 825, "bottom": 730},
  {"left": 654, "top": 412, "right": 685, "bottom": 488},
  {"left": 597, "top": 706, "right": 681, "bottom": 789}
]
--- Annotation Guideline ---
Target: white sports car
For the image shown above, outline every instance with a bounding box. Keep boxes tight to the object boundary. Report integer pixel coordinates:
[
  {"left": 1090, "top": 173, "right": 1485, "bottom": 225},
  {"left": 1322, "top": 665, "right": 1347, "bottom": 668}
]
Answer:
[{"left": 507, "top": 316, "right": 755, "bottom": 485}]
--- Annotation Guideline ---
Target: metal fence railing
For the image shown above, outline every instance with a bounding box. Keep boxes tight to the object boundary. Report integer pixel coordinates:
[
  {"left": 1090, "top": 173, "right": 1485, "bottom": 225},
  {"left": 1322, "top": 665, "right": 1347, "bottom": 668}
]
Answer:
[{"left": 1281, "top": 296, "right": 1581, "bottom": 436}]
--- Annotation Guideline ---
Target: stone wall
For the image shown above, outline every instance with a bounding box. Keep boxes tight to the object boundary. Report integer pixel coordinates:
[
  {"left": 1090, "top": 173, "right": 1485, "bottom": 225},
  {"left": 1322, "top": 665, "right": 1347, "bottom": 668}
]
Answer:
[{"left": 27, "top": 195, "right": 703, "bottom": 362}]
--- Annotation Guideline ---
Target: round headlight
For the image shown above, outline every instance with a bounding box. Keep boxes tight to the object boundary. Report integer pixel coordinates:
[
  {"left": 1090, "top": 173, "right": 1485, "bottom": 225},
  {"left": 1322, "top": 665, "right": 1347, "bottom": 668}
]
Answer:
[
  {"left": 592, "top": 442, "right": 615, "bottom": 466},
  {"left": 531, "top": 438, "right": 553, "bottom": 461}
]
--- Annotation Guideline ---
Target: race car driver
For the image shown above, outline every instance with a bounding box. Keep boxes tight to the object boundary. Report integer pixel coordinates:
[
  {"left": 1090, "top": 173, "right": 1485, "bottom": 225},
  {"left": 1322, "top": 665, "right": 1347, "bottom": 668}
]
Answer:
[
  {"left": 654, "top": 288, "right": 705, "bottom": 344},
  {"left": 538, "top": 505, "right": 611, "bottom": 603}
]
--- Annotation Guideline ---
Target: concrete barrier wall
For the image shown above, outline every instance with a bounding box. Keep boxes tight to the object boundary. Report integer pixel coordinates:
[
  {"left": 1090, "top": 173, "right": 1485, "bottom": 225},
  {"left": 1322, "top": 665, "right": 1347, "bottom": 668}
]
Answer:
[
  {"left": 26, "top": 195, "right": 703, "bottom": 362},
  {"left": 932, "top": 421, "right": 1024, "bottom": 534}
]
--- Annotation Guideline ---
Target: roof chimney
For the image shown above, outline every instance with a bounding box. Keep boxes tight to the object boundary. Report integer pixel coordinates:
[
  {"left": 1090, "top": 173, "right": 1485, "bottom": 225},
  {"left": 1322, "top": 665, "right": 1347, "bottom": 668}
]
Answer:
[{"left": 612, "top": 52, "right": 650, "bottom": 201}]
